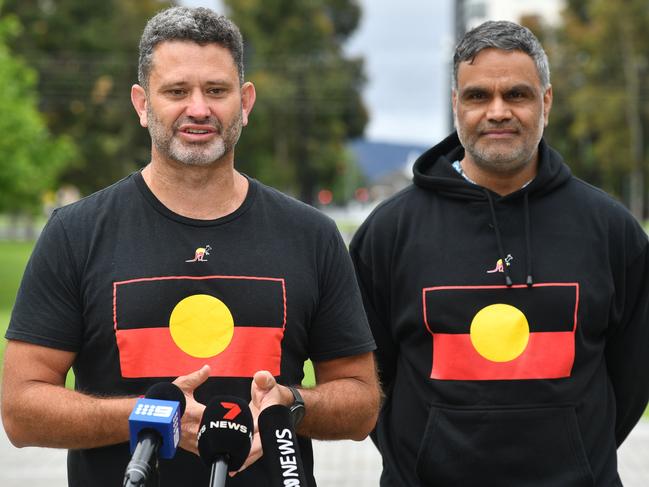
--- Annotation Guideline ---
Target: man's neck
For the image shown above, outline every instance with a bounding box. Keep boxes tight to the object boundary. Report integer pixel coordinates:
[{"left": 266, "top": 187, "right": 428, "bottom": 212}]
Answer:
[
  {"left": 460, "top": 156, "right": 537, "bottom": 196},
  {"left": 141, "top": 157, "right": 248, "bottom": 220}
]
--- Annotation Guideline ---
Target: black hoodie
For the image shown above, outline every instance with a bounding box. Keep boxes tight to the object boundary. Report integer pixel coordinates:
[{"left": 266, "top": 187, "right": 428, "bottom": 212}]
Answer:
[{"left": 350, "top": 133, "right": 649, "bottom": 487}]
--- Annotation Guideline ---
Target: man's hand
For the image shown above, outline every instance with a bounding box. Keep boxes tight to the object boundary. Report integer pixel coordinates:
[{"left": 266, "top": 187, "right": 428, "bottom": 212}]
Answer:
[
  {"left": 172, "top": 365, "right": 211, "bottom": 455},
  {"left": 234, "top": 370, "right": 292, "bottom": 474}
]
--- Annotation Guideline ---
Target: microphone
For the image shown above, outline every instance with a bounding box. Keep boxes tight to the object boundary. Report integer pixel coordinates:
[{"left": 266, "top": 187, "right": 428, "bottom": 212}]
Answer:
[
  {"left": 123, "top": 383, "right": 186, "bottom": 487},
  {"left": 197, "top": 396, "right": 254, "bottom": 487},
  {"left": 258, "top": 405, "right": 308, "bottom": 487}
]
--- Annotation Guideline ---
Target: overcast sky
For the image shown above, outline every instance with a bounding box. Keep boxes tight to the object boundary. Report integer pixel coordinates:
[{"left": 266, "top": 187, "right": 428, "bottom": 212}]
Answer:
[
  {"left": 345, "top": 0, "right": 454, "bottom": 145},
  {"left": 181, "top": 0, "right": 453, "bottom": 146}
]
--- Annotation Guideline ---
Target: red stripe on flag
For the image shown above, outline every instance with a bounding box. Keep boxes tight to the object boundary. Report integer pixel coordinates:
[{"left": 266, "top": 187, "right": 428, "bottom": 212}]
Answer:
[
  {"left": 430, "top": 331, "right": 575, "bottom": 380},
  {"left": 116, "top": 326, "right": 283, "bottom": 378}
]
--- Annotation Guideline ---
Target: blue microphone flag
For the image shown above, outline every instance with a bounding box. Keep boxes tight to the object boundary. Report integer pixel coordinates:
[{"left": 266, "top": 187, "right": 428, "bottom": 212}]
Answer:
[{"left": 128, "top": 398, "right": 181, "bottom": 459}]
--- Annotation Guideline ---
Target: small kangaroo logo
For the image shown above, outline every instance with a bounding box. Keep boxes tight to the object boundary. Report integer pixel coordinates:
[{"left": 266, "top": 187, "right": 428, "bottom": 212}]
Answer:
[
  {"left": 186, "top": 245, "right": 211, "bottom": 263},
  {"left": 487, "top": 254, "right": 513, "bottom": 273}
]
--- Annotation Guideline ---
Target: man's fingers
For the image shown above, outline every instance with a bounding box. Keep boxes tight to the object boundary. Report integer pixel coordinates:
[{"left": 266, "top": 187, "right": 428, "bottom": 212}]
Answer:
[
  {"left": 253, "top": 370, "right": 276, "bottom": 391},
  {"left": 173, "top": 364, "right": 211, "bottom": 392}
]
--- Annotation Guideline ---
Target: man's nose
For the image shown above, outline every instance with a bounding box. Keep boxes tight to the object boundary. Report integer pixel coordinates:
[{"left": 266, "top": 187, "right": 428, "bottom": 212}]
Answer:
[
  {"left": 486, "top": 96, "right": 512, "bottom": 122},
  {"left": 185, "top": 91, "right": 211, "bottom": 119}
]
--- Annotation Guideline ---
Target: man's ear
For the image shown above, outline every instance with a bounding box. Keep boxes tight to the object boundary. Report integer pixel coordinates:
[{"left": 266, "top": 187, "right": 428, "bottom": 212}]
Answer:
[
  {"left": 131, "top": 84, "right": 148, "bottom": 128},
  {"left": 240, "top": 82, "right": 256, "bottom": 127},
  {"left": 542, "top": 84, "right": 553, "bottom": 127}
]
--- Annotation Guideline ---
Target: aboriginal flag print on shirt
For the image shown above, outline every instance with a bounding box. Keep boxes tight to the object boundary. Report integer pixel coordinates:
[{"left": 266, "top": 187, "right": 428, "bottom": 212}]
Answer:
[
  {"left": 114, "top": 275, "right": 286, "bottom": 378},
  {"left": 423, "top": 283, "right": 579, "bottom": 381}
]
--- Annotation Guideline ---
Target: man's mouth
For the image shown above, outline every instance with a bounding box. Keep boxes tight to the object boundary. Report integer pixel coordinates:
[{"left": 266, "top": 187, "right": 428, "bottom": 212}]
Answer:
[
  {"left": 178, "top": 123, "right": 218, "bottom": 135},
  {"left": 480, "top": 129, "right": 519, "bottom": 140}
]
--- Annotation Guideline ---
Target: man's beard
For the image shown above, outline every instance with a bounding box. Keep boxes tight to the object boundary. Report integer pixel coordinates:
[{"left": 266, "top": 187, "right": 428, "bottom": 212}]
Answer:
[
  {"left": 455, "top": 115, "right": 543, "bottom": 175},
  {"left": 146, "top": 106, "right": 243, "bottom": 166}
]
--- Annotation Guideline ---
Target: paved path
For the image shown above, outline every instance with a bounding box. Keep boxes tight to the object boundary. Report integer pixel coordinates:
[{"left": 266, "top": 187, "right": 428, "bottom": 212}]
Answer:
[{"left": 1, "top": 421, "right": 648, "bottom": 486}]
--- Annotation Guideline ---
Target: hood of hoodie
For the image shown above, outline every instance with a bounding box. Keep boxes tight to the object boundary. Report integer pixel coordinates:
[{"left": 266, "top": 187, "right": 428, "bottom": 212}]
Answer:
[
  {"left": 412, "top": 132, "right": 572, "bottom": 287},
  {"left": 412, "top": 132, "right": 571, "bottom": 201}
]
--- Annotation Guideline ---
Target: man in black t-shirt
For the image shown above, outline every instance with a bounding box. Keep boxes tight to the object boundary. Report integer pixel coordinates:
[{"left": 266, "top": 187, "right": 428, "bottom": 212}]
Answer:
[{"left": 1, "top": 7, "right": 380, "bottom": 486}]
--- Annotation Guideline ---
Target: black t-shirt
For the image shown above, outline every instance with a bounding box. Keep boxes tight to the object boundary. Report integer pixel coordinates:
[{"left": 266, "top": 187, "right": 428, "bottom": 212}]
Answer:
[{"left": 7, "top": 172, "right": 375, "bottom": 486}]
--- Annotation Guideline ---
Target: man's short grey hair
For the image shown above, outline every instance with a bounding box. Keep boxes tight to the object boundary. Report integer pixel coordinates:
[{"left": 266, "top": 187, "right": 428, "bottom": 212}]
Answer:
[
  {"left": 453, "top": 20, "right": 550, "bottom": 89},
  {"left": 138, "top": 6, "right": 245, "bottom": 90}
]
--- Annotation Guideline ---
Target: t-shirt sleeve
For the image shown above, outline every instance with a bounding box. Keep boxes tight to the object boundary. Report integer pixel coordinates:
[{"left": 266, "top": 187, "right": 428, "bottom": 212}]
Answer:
[
  {"left": 307, "top": 228, "right": 376, "bottom": 362},
  {"left": 5, "top": 211, "right": 84, "bottom": 351}
]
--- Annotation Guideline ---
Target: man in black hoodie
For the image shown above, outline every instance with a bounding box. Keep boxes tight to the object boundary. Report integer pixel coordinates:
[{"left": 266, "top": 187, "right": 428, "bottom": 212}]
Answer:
[{"left": 350, "top": 20, "right": 649, "bottom": 487}]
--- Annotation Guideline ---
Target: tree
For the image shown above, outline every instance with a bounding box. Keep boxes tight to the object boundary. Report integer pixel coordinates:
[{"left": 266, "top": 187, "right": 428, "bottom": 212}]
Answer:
[
  {"left": 2, "top": 0, "right": 171, "bottom": 196},
  {"left": 224, "top": 0, "right": 368, "bottom": 204},
  {"left": 542, "top": 0, "right": 649, "bottom": 219},
  {"left": 0, "top": 7, "right": 75, "bottom": 215}
]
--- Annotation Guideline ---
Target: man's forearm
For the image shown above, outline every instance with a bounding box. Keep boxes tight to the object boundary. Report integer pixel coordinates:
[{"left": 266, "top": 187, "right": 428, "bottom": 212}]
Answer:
[
  {"left": 2, "top": 380, "right": 136, "bottom": 449},
  {"left": 297, "top": 376, "right": 380, "bottom": 441}
]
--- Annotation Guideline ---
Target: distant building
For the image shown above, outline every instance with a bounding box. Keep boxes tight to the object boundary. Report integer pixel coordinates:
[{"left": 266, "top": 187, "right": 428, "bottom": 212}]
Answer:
[{"left": 348, "top": 139, "right": 429, "bottom": 200}]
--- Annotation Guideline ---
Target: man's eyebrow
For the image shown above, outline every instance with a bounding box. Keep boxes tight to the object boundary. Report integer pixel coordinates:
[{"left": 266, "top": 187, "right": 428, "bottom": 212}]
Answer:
[
  {"left": 158, "top": 81, "right": 188, "bottom": 90},
  {"left": 460, "top": 86, "right": 489, "bottom": 96},
  {"left": 204, "top": 79, "right": 234, "bottom": 86},
  {"left": 157, "top": 79, "right": 234, "bottom": 90},
  {"left": 506, "top": 83, "right": 536, "bottom": 93}
]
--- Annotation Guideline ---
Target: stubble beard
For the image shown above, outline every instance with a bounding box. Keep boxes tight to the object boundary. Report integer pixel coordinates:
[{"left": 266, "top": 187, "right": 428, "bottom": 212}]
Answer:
[
  {"left": 455, "top": 113, "right": 544, "bottom": 175},
  {"left": 147, "top": 105, "right": 243, "bottom": 166}
]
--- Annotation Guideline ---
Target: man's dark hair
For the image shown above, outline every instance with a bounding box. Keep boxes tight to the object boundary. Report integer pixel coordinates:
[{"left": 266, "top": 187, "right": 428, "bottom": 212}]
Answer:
[
  {"left": 138, "top": 6, "right": 245, "bottom": 90},
  {"left": 453, "top": 20, "right": 550, "bottom": 89}
]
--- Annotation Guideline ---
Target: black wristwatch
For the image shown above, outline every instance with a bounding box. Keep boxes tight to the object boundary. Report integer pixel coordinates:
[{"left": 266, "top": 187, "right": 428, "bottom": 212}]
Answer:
[{"left": 287, "top": 386, "right": 305, "bottom": 427}]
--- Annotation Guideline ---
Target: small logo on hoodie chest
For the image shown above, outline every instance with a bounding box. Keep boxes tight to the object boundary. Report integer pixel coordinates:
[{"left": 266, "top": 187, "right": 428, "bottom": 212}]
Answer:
[{"left": 486, "top": 254, "right": 513, "bottom": 274}]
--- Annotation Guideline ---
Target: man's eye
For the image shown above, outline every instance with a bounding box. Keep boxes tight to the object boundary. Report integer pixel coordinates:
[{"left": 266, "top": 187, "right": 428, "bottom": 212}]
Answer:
[
  {"left": 168, "top": 89, "right": 185, "bottom": 96},
  {"left": 208, "top": 88, "right": 224, "bottom": 95}
]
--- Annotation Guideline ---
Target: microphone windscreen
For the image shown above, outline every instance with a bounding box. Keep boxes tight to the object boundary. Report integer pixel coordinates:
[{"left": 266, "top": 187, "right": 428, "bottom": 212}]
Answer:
[
  {"left": 197, "top": 396, "right": 253, "bottom": 471},
  {"left": 258, "top": 405, "right": 307, "bottom": 486},
  {"left": 145, "top": 382, "right": 187, "bottom": 416}
]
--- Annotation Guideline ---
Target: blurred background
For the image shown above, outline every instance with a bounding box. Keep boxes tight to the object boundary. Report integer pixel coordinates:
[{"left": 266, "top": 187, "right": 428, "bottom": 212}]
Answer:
[
  {"left": 2, "top": 0, "right": 649, "bottom": 238},
  {"left": 1, "top": 0, "right": 649, "bottom": 485}
]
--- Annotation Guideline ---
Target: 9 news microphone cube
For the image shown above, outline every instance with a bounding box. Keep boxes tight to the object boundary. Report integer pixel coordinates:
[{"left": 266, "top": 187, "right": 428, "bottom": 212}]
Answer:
[{"left": 128, "top": 398, "right": 182, "bottom": 459}]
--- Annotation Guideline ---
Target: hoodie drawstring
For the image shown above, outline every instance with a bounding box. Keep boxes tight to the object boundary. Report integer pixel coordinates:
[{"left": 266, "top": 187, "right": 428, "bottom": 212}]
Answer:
[
  {"left": 485, "top": 190, "right": 534, "bottom": 287},
  {"left": 485, "top": 191, "right": 513, "bottom": 287},
  {"left": 524, "top": 192, "right": 534, "bottom": 286}
]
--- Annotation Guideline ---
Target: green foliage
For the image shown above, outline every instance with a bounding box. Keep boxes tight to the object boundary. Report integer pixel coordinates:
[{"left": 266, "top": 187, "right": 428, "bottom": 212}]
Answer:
[
  {"left": 225, "top": 0, "right": 368, "bottom": 203},
  {"left": 2, "top": 0, "right": 171, "bottom": 196},
  {"left": 0, "top": 11, "right": 76, "bottom": 213},
  {"left": 540, "top": 0, "right": 649, "bottom": 213}
]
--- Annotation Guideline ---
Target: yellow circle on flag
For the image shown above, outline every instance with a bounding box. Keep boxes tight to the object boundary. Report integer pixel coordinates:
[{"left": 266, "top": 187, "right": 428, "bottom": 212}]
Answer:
[
  {"left": 470, "top": 303, "right": 530, "bottom": 362},
  {"left": 169, "top": 294, "right": 234, "bottom": 358}
]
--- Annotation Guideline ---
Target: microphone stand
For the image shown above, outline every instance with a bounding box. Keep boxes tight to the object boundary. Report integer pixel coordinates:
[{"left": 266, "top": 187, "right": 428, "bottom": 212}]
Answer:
[
  {"left": 209, "top": 456, "right": 230, "bottom": 487},
  {"left": 123, "top": 437, "right": 160, "bottom": 487}
]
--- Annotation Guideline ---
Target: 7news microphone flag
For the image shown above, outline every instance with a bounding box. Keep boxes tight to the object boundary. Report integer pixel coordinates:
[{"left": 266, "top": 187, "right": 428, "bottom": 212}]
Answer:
[
  {"left": 197, "top": 396, "right": 254, "bottom": 487},
  {"left": 113, "top": 274, "right": 286, "bottom": 378},
  {"left": 124, "top": 383, "right": 186, "bottom": 487},
  {"left": 258, "top": 405, "right": 307, "bottom": 487},
  {"left": 423, "top": 283, "right": 579, "bottom": 381}
]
